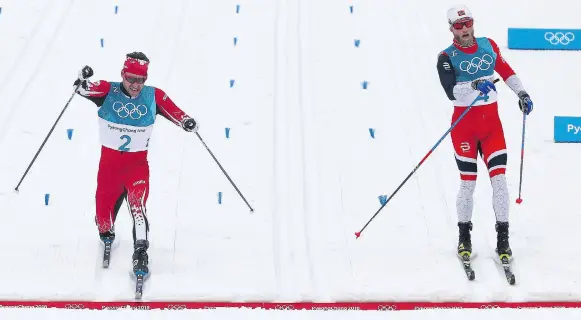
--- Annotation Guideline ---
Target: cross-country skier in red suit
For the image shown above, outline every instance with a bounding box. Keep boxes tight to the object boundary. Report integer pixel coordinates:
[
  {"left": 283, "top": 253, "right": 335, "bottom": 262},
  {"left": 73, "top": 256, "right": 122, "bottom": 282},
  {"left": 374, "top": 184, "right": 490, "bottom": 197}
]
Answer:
[
  {"left": 74, "top": 52, "right": 199, "bottom": 277},
  {"left": 436, "top": 5, "right": 533, "bottom": 263}
]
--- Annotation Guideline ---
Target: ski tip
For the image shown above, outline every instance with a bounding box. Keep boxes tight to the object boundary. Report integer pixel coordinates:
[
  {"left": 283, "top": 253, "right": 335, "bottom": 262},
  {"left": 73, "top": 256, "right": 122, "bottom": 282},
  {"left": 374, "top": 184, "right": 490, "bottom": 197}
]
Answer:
[{"left": 354, "top": 232, "right": 361, "bottom": 239}]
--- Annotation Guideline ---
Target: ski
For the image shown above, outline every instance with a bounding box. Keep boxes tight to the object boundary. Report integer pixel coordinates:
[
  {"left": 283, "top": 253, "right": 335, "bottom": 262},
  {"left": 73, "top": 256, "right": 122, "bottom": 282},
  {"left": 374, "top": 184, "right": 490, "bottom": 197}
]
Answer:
[
  {"left": 457, "top": 253, "right": 475, "bottom": 281},
  {"left": 498, "top": 254, "right": 515, "bottom": 285},
  {"left": 102, "top": 241, "right": 112, "bottom": 268},
  {"left": 135, "top": 274, "right": 145, "bottom": 299}
]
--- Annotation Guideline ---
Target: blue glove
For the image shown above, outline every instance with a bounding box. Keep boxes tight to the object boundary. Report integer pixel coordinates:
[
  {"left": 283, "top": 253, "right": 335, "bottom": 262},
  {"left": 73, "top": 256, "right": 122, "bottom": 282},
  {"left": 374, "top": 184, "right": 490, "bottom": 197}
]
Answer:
[
  {"left": 471, "top": 79, "right": 496, "bottom": 95},
  {"left": 517, "top": 91, "right": 533, "bottom": 115}
]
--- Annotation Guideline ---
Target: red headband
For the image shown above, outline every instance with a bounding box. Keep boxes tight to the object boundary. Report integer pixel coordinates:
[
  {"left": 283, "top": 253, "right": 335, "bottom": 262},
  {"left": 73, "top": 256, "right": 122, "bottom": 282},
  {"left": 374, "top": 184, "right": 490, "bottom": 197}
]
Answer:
[{"left": 123, "top": 57, "right": 149, "bottom": 77}]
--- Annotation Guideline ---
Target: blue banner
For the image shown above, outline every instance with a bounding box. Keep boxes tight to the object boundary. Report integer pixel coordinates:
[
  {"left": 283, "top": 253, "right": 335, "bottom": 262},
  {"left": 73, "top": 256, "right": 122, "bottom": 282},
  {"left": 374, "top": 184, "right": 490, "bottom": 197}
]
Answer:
[
  {"left": 554, "top": 116, "right": 581, "bottom": 142},
  {"left": 508, "top": 28, "right": 581, "bottom": 50}
]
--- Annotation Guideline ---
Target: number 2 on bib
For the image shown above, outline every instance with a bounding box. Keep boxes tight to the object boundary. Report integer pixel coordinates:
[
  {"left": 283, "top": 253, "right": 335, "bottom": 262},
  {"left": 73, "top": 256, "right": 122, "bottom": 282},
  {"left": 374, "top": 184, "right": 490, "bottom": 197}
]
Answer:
[{"left": 119, "top": 135, "right": 132, "bottom": 151}]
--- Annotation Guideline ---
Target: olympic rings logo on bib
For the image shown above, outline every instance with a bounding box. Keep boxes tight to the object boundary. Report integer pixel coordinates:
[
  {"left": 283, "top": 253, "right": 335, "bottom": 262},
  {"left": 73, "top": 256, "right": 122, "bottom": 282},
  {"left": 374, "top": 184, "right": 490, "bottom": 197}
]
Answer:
[
  {"left": 459, "top": 54, "right": 493, "bottom": 75},
  {"left": 112, "top": 101, "right": 148, "bottom": 120}
]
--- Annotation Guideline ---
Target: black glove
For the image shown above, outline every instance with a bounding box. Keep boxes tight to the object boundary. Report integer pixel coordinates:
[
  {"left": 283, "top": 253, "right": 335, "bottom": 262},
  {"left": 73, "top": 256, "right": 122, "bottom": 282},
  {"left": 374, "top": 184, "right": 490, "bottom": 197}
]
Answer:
[
  {"left": 182, "top": 117, "right": 199, "bottom": 133},
  {"left": 74, "top": 66, "right": 94, "bottom": 90},
  {"left": 517, "top": 91, "right": 533, "bottom": 115},
  {"left": 78, "top": 65, "right": 93, "bottom": 80}
]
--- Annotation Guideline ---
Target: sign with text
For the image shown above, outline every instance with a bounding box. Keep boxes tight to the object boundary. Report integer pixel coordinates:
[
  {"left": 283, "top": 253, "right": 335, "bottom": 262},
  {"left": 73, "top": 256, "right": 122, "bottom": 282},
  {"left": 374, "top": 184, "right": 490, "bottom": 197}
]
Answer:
[{"left": 554, "top": 116, "right": 581, "bottom": 142}]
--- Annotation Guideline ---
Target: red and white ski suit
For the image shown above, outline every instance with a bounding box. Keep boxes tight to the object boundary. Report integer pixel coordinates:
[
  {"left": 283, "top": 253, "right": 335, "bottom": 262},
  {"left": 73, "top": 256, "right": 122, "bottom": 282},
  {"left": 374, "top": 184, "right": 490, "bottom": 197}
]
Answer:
[{"left": 76, "top": 80, "right": 191, "bottom": 241}]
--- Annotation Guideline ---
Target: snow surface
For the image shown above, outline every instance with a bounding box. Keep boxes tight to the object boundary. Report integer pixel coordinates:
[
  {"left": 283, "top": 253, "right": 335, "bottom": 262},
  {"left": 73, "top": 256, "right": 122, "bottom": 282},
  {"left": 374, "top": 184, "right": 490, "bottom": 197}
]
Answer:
[{"left": 0, "top": 0, "right": 580, "bottom": 314}]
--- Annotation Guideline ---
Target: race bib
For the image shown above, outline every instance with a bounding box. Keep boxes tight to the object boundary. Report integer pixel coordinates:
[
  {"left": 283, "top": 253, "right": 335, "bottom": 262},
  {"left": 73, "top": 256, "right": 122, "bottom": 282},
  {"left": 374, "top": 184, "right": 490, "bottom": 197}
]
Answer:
[{"left": 98, "top": 118, "right": 154, "bottom": 152}]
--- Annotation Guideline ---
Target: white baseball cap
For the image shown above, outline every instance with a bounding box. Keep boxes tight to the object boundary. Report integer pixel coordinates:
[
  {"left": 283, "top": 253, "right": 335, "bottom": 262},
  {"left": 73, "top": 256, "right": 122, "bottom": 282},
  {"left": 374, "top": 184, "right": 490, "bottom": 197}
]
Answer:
[{"left": 447, "top": 5, "right": 473, "bottom": 24}]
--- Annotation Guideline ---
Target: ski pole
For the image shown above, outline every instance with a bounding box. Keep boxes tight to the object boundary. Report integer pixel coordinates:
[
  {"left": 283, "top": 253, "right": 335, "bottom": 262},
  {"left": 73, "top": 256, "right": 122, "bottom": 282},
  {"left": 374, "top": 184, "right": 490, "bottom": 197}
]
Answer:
[
  {"left": 354, "top": 80, "right": 499, "bottom": 239},
  {"left": 15, "top": 83, "right": 82, "bottom": 192},
  {"left": 515, "top": 108, "right": 527, "bottom": 204},
  {"left": 195, "top": 132, "right": 254, "bottom": 212}
]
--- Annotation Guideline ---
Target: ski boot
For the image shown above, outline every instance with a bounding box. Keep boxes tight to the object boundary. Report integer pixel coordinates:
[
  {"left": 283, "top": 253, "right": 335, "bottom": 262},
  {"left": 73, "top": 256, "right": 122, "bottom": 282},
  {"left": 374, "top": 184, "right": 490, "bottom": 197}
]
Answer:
[
  {"left": 99, "top": 231, "right": 115, "bottom": 245},
  {"left": 133, "top": 239, "right": 149, "bottom": 299},
  {"left": 495, "top": 222, "right": 512, "bottom": 261},
  {"left": 132, "top": 239, "right": 149, "bottom": 277},
  {"left": 457, "top": 221, "right": 473, "bottom": 259}
]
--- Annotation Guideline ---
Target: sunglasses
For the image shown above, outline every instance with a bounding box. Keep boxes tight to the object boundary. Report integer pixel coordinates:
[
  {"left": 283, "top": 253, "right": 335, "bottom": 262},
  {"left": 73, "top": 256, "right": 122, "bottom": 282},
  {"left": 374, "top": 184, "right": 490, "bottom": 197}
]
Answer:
[
  {"left": 124, "top": 75, "right": 146, "bottom": 84},
  {"left": 452, "top": 19, "right": 473, "bottom": 30}
]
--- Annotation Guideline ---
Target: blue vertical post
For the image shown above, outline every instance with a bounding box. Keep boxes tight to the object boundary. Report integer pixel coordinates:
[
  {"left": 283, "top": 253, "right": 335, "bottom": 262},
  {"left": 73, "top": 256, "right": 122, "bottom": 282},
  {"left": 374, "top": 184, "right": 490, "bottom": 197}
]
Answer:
[
  {"left": 350, "top": 6, "right": 353, "bottom": 14},
  {"left": 67, "top": 129, "right": 73, "bottom": 140},
  {"left": 230, "top": 79, "right": 235, "bottom": 87},
  {"left": 100, "top": 38, "right": 104, "bottom": 48},
  {"left": 114, "top": 5, "right": 118, "bottom": 14},
  {"left": 362, "top": 81, "right": 368, "bottom": 89},
  {"left": 218, "top": 192, "right": 222, "bottom": 204},
  {"left": 45, "top": 194, "right": 50, "bottom": 206},
  {"left": 369, "top": 128, "right": 375, "bottom": 138},
  {"left": 236, "top": 4, "right": 240, "bottom": 13},
  {"left": 225, "top": 128, "right": 231, "bottom": 139},
  {"left": 354, "top": 39, "right": 360, "bottom": 47}
]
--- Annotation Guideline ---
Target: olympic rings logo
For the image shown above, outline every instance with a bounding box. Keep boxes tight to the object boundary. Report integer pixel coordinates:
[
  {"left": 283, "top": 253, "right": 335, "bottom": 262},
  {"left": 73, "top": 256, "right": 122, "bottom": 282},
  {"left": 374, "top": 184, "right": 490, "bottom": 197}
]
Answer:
[
  {"left": 459, "top": 54, "right": 493, "bottom": 75},
  {"left": 165, "top": 305, "right": 187, "bottom": 310},
  {"left": 64, "top": 304, "right": 84, "bottom": 309},
  {"left": 112, "top": 101, "right": 148, "bottom": 120},
  {"left": 275, "top": 304, "right": 295, "bottom": 310},
  {"left": 377, "top": 305, "right": 397, "bottom": 311},
  {"left": 479, "top": 304, "right": 500, "bottom": 309},
  {"left": 544, "top": 32, "right": 575, "bottom": 45}
]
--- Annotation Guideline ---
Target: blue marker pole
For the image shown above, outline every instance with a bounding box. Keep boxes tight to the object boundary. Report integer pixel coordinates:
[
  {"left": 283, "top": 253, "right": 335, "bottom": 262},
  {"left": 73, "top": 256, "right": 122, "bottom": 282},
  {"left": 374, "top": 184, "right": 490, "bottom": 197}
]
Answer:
[
  {"left": 45, "top": 194, "right": 50, "bottom": 206},
  {"left": 378, "top": 195, "right": 387, "bottom": 206},
  {"left": 218, "top": 192, "right": 223, "bottom": 204}
]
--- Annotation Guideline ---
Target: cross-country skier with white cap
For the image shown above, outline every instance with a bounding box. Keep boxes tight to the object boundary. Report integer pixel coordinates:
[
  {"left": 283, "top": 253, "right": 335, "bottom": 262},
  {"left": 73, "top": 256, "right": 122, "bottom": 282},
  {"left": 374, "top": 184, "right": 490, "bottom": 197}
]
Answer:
[{"left": 436, "top": 5, "right": 533, "bottom": 271}]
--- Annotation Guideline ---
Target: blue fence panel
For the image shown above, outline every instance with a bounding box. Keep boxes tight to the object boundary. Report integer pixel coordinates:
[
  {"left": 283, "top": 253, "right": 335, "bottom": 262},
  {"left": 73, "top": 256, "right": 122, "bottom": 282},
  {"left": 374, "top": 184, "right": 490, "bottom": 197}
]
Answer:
[
  {"left": 508, "top": 28, "right": 581, "bottom": 50},
  {"left": 554, "top": 116, "right": 581, "bottom": 142}
]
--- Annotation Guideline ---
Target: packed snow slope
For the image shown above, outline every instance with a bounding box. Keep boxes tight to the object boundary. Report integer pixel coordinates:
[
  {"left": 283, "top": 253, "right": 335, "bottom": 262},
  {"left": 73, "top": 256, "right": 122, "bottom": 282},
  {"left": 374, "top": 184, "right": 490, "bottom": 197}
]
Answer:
[{"left": 0, "top": 0, "right": 579, "bottom": 302}]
